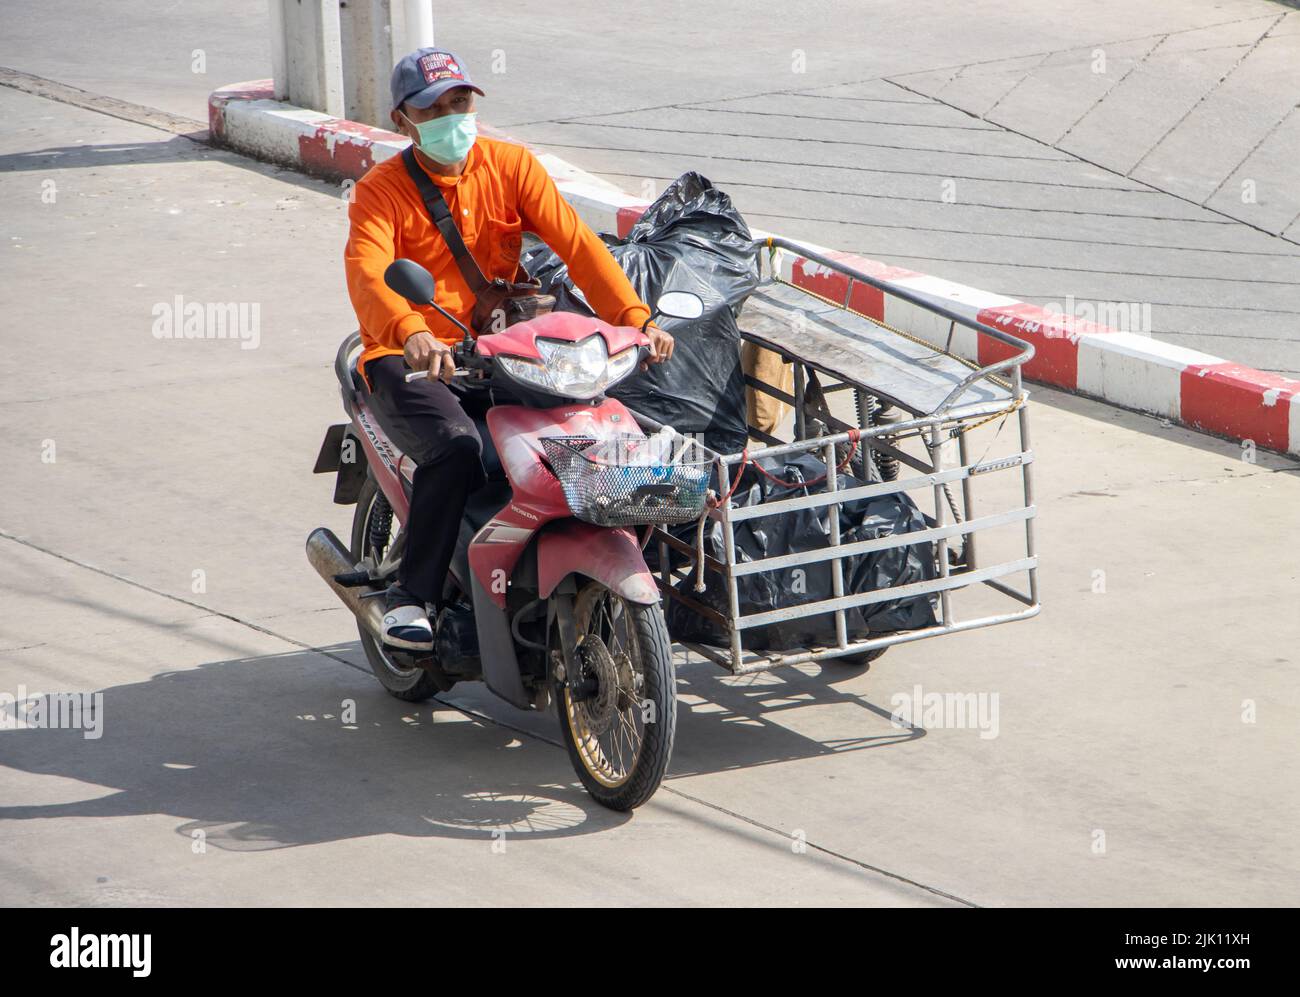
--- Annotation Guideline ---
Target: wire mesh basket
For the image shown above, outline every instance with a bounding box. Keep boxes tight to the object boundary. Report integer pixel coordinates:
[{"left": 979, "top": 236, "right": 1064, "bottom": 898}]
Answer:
[{"left": 541, "top": 433, "right": 711, "bottom": 527}]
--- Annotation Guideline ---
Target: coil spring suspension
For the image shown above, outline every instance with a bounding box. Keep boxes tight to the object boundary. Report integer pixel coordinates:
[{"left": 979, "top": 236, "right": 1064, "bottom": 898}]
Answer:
[
  {"left": 854, "top": 392, "right": 901, "bottom": 482},
  {"left": 872, "top": 401, "right": 901, "bottom": 481},
  {"left": 368, "top": 492, "right": 393, "bottom": 560}
]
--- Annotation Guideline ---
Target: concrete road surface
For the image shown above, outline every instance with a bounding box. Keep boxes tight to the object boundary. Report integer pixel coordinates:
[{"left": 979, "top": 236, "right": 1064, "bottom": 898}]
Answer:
[
  {"left": 3, "top": 0, "right": 1298, "bottom": 374},
  {"left": 1, "top": 4, "right": 1298, "bottom": 906}
]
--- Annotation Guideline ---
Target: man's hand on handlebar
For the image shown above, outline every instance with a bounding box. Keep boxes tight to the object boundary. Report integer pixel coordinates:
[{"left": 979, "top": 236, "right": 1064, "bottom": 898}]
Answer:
[
  {"left": 404, "top": 330, "right": 456, "bottom": 383},
  {"left": 645, "top": 324, "right": 675, "bottom": 366}
]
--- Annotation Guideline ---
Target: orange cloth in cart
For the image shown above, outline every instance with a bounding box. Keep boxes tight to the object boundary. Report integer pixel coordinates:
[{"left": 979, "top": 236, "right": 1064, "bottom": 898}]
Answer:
[{"left": 345, "top": 136, "right": 652, "bottom": 383}]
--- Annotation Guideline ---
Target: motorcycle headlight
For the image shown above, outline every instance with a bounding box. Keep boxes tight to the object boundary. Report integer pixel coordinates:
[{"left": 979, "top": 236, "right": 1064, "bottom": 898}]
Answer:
[
  {"left": 496, "top": 353, "right": 551, "bottom": 391},
  {"left": 498, "top": 335, "right": 638, "bottom": 398}
]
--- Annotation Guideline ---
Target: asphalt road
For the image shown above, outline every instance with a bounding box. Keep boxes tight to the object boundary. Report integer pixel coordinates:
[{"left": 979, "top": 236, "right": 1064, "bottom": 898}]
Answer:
[{"left": 0, "top": 2, "right": 1297, "bottom": 906}]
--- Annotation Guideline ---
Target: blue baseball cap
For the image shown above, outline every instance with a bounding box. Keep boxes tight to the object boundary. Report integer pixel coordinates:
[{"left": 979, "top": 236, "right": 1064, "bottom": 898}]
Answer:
[{"left": 390, "top": 48, "right": 484, "bottom": 112}]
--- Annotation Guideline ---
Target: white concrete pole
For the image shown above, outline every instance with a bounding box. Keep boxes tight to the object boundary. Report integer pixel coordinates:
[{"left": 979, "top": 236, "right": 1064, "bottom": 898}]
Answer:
[
  {"left": 272, "top": 0, "right": 434, "bottom": 124},
  {"left": 268, "top": 0, "right": 288, "bottom": 100},
  {"left": 337, "top": 0, "right": 435, "bottom": 128},
  {"left": 396, "top": 0, "right": 436, "bottom": 57},
  {"left": 339, "top": 0, "right": 393, "bottom": 127},
  {"left": 269, "top": 0, "right": 345, "bottom": 116}
]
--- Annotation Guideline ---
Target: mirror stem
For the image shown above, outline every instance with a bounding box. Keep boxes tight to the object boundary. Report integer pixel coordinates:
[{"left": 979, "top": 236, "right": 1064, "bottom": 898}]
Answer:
[{"left": 427, "top": 298, "right": 475, "bottom": 343}]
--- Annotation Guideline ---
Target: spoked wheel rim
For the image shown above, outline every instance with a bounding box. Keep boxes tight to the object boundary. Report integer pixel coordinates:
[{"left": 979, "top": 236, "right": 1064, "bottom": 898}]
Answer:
[
  {"left": 361, "top": 485, "right": 422, "bottom": 683},
  {"left": 563, "top": 584, "right": 648, "bottom": 790}
]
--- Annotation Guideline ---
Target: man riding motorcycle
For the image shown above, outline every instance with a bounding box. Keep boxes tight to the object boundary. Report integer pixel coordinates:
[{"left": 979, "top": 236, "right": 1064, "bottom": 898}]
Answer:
[{"left": 344, "top": 47, "right": 675, "bottom": 651}]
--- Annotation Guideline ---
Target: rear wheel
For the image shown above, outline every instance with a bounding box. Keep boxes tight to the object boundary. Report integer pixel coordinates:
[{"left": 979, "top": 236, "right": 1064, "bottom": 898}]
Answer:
[
  {"left": 555, "top": 581, "right": 676, "bottom": 811},
  {"left": 351, "top": 476, "right": 441, "bottom": 702}
]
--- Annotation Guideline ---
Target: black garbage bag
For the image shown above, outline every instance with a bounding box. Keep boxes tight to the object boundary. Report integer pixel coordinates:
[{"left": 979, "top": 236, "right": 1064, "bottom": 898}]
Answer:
[
  {"left": 522, "top": 172, "right": 756, "bottom": 454},
  {"left": 665, "top": 452, "right": 938, "bottom": 650}
]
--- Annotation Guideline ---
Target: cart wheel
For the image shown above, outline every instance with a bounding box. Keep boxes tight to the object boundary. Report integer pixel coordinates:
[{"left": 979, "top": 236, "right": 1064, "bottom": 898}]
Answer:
[{"left": 836, "top": 646, "right": 888, "bottom": 667}]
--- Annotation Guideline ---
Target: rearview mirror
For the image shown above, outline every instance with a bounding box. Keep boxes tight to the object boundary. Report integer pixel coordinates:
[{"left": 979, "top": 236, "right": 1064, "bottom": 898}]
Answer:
[
  {"left": 384, "top": 258, "right": 436, "bottom": 305},
  {"left": 655, "top": 291, "right": 705, "bottom": 321}
]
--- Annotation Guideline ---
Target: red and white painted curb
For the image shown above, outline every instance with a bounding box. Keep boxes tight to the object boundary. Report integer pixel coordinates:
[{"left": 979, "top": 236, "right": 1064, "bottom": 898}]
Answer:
[{"left": 210, "top": 81, "right": 1300, "bottom": 457}]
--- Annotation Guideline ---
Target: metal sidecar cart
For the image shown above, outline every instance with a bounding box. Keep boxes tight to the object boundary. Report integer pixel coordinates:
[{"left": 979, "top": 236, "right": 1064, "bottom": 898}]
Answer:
[{"left": 641, "top": 237, "right": 1041, "bottom": 675}]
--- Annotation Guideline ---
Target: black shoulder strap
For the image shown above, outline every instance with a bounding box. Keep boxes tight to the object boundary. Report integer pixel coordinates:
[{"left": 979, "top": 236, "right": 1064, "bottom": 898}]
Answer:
[{"left": 400, "top": 145, "right": 487, "bottom": 294}]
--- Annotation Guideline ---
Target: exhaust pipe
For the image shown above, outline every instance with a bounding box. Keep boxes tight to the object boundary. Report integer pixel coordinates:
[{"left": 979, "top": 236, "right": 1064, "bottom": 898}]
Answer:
[{"left": 305, "top": 527, "right": 385, "bottom": 638}]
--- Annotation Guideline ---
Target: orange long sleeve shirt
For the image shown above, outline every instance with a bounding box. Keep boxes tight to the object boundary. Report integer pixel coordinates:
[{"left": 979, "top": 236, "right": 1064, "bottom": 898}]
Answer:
[{"left": 345, "top": 136, "right": 651, "bottom": 383}]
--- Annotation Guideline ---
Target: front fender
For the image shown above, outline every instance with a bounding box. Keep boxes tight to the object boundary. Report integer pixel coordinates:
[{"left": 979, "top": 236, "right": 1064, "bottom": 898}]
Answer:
[{"left": 537, "top": 521, "right": 660, "bottom": 605}]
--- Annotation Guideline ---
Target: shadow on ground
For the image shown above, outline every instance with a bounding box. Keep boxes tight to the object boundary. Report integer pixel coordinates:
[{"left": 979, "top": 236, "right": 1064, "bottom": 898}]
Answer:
[
  {"left": 0, "top": 135, "right": 344, "bottom": 199},
  {"left": 0, "top": 641, "right": 918, "bottom": 850},
  {"left": 667, "top": 654, "right": 919, "bottom": 776}
]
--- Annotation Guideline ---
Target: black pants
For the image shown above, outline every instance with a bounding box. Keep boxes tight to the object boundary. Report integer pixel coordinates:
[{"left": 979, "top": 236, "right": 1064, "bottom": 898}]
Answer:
[{"left": 365, "top": 355, "right": 494, "bottom": 607}]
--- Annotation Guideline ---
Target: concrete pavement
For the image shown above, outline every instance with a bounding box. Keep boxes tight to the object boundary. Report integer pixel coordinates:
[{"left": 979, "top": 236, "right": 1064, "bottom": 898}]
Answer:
[
  {"left": 4, "top": 0, "right": 1297, "bottom": 376},
  {"left": 1, "top": 79, "right": 1297, "bottom": 905}
]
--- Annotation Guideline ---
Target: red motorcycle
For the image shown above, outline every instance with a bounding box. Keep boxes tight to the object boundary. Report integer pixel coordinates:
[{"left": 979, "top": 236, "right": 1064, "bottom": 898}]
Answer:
[{"left": 308, "top": 258, "right": 706, "bottom": 810}]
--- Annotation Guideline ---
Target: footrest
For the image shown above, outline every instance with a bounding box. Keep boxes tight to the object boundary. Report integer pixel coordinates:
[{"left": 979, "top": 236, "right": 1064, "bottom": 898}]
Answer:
[{"left": 333, "top": 569, "right": 376, "bottom": 588}]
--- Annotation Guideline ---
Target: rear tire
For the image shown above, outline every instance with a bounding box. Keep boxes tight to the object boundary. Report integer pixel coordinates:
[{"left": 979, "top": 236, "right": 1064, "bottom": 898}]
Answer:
[
  {"left": 351, "top": 476, "right": 441, "bottom": 702},
  {"left": 555, "top": 582, "right": 676, "bottom": 811}
]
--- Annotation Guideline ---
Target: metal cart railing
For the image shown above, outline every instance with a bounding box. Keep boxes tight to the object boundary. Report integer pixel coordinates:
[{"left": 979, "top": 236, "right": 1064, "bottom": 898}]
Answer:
[{"left": 642, "top": 237, "right": 1040, "bottom": 675}]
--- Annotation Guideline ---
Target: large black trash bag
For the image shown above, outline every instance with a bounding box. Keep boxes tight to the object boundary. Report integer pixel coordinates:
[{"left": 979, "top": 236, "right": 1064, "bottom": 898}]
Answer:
[
  {"left": 522, "top": 172, "right": 757, "bottom": 454},
  {"left": 665, "top": 453, "right": 938, "bottom": 650}
]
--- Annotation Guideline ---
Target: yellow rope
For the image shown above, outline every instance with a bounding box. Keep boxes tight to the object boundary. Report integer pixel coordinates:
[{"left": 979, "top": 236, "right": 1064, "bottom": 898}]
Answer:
[{"left": 959, "top": 394, "right": 1025, "bottom": 435}]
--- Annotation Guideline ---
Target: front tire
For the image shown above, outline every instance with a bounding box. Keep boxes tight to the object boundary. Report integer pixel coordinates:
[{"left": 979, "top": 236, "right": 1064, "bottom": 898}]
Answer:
[
  {"left": 351, "top": 476, "right": 442, "bottom": 702},
  {"left": 555, "top": 581, "right": 676, "bottom": 811}
]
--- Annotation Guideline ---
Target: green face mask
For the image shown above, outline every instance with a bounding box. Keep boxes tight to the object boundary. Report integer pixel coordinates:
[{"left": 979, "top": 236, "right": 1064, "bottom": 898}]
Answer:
[{"left": 405, "top": 110, "right": 477, "bottom": 165}]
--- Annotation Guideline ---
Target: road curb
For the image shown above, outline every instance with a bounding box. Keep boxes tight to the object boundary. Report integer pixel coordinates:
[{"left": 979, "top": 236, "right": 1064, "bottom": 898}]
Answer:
[{"left": 209, "top": 80, "right": 1299, "bottom": 457}]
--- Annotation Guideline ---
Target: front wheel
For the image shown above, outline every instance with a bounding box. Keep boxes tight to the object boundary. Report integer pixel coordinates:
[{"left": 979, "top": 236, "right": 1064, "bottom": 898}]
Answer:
[{"left": 555, "top": 581, "right": 676, "bottom": 811}]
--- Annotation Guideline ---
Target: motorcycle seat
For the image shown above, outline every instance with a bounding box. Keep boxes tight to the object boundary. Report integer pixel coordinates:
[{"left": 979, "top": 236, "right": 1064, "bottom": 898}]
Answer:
[{"left": 349, "top": 356, "right": 369, "bottom": 396}]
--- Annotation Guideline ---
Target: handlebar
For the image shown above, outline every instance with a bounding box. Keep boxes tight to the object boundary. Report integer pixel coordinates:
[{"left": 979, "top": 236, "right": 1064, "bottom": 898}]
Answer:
[
  {"left": 403, "top": 341, "right": 490, "bottom": 383},
  {"left": 404, "top": 369, "right": 475, "bottom": 382}
]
